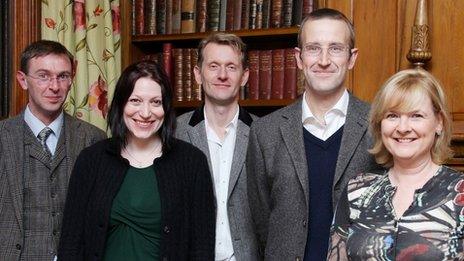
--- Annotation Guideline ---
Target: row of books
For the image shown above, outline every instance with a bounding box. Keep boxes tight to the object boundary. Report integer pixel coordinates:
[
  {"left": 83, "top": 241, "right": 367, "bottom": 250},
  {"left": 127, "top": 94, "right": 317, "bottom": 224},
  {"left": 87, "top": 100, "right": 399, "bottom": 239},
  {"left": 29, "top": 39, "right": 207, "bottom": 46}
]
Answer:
[
  {"left": 144, "top": 44, "right": 305, "bottom": 102},
  {"left": 132, "top": 0, "right": 317, "bottom": 35}
]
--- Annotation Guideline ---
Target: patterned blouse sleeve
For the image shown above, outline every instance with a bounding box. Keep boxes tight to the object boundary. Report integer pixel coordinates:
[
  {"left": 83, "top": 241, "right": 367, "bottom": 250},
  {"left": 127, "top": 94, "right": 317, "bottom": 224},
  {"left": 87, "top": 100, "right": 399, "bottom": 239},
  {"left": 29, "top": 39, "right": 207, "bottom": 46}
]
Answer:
[{"left": 327, "top": 185, "right": 350, "bottom": 261}]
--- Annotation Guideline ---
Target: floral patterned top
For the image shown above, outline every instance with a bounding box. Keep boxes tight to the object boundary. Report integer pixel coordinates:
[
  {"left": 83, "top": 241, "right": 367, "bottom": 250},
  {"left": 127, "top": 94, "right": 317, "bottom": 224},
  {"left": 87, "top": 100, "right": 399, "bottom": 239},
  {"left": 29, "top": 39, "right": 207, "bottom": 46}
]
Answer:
[{"left": 328, "top": 166, "right": 464, "bottom": 261}]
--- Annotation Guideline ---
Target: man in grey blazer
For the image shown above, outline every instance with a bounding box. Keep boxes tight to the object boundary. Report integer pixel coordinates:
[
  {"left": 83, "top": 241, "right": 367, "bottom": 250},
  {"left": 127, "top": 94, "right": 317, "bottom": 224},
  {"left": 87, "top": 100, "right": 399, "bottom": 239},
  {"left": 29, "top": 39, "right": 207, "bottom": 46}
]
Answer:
[
  {"left": 176, "top": 33, "right": 259, "bottom": 261},
  {"left": 247, "top": 9, "right": 380, "bottom": 261},
  {"left": 0, "top": 40, "right": 105, "bottom": 261}
]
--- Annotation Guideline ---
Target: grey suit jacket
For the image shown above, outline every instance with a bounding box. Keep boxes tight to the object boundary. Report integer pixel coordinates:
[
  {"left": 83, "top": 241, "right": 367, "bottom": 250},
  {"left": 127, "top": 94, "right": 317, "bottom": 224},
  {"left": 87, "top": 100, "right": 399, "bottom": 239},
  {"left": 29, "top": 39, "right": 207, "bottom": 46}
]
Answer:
[
  {"left": 0, "top": 112, "right": 106, "bottom": 261},
  {"left": 176, "top": 106, "right": 260, "bottom": 261},
  {"left": 246, "top": 95, "right": 379, "bottom": 260}
]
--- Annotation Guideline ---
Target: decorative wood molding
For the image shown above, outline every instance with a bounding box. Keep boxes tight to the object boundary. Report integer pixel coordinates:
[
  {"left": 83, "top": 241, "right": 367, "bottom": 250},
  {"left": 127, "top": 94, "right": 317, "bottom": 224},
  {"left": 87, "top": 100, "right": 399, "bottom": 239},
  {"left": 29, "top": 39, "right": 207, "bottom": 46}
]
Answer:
[
  {"left": 407, "top": 0, "right": 432, "bottom": 68},
  {"left": 9, "top": 0, "right": 40, "bottom": 116}
]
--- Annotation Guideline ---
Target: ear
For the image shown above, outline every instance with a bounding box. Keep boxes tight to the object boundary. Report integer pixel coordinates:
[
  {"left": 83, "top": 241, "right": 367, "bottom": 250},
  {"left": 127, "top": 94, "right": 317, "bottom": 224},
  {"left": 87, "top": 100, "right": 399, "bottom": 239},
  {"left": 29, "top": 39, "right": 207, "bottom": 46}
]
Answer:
[
  {"left": 347, "top": 48, "right": 359, "bottom": 70},
  {"left": 193, "top": 65, "right": 202, "bottom": 85},
  {"left": 294, "top": 47, "right": 303, "bottom": 70},
  {"left": 240, "top": 68, "right": 249, "bottom": 87},
  {"left": 436, "top": 112, "right": 444, "bottom": 135},
  {"left": 16, "top": 71, "right": 28, "bottom": 91}
]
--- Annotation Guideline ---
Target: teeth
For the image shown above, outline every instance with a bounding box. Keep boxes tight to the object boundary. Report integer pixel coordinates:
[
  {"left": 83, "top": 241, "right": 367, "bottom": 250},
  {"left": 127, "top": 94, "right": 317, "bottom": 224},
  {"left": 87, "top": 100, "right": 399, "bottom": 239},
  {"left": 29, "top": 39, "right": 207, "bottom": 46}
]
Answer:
[
  {"left": 134, "top": 120, "right": 152, "bottom": 127},
  {"left": 396, "top": 138, "right": 413, "bottom": 143}
]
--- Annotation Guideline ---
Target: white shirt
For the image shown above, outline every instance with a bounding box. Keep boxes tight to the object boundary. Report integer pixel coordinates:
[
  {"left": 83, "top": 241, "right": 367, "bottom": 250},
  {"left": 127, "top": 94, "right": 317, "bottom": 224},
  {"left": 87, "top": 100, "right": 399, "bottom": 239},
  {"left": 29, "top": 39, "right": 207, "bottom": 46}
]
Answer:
[
  {"left": 302, "top": 90, "right": 349, "bottom": 141},
  {"left": 24, "top": 105, "right": 63, "bottom": 156},
  {"left": 204, "top": 107, "right": 239, "bottom": 261}
]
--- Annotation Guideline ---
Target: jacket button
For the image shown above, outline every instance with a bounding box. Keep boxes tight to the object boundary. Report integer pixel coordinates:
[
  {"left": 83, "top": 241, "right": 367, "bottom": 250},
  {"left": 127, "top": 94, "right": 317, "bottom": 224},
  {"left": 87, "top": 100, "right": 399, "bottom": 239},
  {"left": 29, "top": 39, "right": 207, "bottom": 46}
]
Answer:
[
  {"left": 163, "top": 225, "right": 170, "bottom": 234},
  {"left": 16, "top": 244, "right": 21, "bottom": 250},
  {"left": 302, "top": 220, "right": 307, "bottom": 227}
]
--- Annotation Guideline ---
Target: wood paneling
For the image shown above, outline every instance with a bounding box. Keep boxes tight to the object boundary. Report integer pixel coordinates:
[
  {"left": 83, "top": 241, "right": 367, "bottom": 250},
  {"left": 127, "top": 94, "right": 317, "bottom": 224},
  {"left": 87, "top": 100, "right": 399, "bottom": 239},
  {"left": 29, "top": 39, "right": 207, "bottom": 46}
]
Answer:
[{"left": 10, "top": 0, "right": 40, "bottom": 116}]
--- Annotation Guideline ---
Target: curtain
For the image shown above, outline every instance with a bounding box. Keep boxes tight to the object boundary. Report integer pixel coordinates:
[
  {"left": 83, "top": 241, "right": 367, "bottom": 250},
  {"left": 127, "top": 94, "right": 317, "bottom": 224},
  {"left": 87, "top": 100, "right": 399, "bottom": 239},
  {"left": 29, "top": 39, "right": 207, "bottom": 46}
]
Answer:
[{"left": 41, "top": 0, "right": 121, "bottom": 131}]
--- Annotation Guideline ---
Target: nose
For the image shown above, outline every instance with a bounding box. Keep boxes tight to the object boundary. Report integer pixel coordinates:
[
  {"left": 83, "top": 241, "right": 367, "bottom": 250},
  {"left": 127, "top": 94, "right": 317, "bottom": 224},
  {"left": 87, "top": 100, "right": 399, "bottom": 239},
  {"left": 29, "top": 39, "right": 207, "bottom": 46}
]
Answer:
[
  {"left": 217, "top": 66, "right": 228, "bottom": 80},
  {"left": 396, "top": 116, "right": 411, "bottom": 133},
  {"left": 139, "top": 103, "right": 152, "bottom": 118},
  {"left": 318, "top": 49, "right": 332, "bottom": 67},
  {"left": 48, "top": 78, "right": 60, "bottom": 92}
]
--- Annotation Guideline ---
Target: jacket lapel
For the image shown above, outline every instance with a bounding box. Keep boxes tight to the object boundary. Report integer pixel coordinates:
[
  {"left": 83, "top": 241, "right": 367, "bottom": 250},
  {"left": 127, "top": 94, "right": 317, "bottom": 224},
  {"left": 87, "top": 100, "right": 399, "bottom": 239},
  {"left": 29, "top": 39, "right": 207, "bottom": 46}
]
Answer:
[
  {"left": 227, "top": 120, "right": 249, "bottom": 199},
  {"left": 279, "top": 100, "right": 309, "bottom": 206},
  {"left": 333, "top": 95, "right": 369, "bottom": 186},
  {"left": 64, "top": 113, "right": 81, "bottom": 176},
  {"left": 187, "top": 120, "right": 212, "bottom": 172}
]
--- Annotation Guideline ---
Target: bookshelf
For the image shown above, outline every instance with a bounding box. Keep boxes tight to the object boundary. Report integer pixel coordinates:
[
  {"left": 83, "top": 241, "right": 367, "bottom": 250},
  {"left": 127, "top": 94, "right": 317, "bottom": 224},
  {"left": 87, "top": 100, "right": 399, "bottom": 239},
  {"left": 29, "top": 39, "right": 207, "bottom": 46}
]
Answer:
[{"left": 121, "top": 1, "right": 316, "bottom": 115}]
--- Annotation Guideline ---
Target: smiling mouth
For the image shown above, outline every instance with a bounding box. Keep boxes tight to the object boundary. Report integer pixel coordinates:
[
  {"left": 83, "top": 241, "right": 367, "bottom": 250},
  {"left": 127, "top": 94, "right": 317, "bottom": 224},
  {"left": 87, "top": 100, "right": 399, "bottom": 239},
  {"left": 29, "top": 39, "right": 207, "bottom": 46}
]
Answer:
[
  {"left": 133, "top": 119, "right": 154, "bottom": 127},
  {"left": 394, "top": 138, "right": 416, "bottom": 143}
]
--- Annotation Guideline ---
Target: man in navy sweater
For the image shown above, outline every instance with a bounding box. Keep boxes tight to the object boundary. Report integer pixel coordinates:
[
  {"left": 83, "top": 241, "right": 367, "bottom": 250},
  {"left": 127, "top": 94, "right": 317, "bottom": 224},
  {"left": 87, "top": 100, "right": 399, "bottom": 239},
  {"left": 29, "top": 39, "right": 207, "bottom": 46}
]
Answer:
[{"left": 247, "top": 8, "right": 380, "bottom": 260}]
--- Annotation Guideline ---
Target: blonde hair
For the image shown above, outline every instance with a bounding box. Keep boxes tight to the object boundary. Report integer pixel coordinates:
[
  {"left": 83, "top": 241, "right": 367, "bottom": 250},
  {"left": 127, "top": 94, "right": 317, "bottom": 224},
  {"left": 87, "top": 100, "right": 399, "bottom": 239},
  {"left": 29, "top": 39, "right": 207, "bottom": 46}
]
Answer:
[{"left": 369, "top": 69, "right": 453, "bottom": 167}]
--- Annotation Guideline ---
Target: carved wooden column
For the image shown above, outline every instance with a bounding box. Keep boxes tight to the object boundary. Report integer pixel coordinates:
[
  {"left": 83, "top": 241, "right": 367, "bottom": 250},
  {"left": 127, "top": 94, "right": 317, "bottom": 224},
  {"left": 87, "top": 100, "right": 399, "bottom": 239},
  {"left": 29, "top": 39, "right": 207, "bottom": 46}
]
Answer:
[{"left": 407, "top": 0, "right": 432, "bottom": 68}]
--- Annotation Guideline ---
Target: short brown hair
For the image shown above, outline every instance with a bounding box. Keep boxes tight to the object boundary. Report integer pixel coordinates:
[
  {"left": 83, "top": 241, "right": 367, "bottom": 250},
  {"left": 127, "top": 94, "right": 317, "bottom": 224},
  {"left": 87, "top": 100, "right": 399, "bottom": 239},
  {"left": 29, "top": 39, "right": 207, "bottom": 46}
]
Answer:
[
  {"left": 298, "top": 8, "right": 355, "bottom": 50},
  {"left": 197, "top": 33, "right": 248, "bottom": 68},
  {"left": 369, "top": 69, "right": 453, "bottom": 167},
  {"left": 20, "top": 40, "right": 74, "bottom": 73}
]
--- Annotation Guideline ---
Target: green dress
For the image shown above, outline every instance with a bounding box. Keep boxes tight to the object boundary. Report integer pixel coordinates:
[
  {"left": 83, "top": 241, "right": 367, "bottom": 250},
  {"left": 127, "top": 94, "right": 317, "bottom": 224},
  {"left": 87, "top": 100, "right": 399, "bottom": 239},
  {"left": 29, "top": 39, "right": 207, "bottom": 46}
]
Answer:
[{"left": 103, "top": 165, "right": 162, "bottom": 261}]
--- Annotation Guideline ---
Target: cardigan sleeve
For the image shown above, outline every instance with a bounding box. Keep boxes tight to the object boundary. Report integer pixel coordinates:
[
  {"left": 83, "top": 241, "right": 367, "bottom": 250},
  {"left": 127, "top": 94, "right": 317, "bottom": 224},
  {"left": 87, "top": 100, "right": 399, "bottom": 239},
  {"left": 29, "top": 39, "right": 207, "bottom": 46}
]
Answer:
[
  {"left": 327, "top": 185, "right": 350, "bottom": 261},
  {"left": 58, "top": 148, "right": 96, "bottom": 261},
  {"left": 189, "top": 150, "right": 216, "bottom": 260}
]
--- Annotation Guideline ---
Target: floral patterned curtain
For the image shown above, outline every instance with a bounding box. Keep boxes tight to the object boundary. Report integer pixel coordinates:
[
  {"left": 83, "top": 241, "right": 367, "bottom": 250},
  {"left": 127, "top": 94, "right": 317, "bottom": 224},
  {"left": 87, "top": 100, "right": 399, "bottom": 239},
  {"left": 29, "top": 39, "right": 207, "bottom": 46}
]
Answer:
[{"left": 41, "top": 0, "right": 121, "bottom": 131}]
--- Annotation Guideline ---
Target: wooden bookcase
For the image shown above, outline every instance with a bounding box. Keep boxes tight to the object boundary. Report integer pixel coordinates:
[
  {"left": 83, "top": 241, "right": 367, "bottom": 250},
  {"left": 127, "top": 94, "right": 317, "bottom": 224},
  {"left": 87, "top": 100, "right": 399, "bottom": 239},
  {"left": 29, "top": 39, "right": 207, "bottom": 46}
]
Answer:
[{"left": 120, "top": 1, "right": 306, "bottom": 116}]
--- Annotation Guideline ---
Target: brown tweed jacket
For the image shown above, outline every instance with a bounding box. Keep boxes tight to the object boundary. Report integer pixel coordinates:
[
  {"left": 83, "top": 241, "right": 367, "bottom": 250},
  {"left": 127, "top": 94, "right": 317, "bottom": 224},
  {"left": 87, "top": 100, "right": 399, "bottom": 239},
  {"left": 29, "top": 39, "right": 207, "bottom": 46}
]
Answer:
[{"left": 0, "top": 112, "right": 106, "bottom": 261}]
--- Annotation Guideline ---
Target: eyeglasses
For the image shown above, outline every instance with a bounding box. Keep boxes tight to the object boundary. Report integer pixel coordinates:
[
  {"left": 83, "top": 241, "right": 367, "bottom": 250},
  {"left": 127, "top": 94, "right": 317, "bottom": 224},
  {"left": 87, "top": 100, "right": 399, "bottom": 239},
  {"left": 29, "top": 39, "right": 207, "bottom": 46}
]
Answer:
[
  {"left": 26, "top": 73, "right": 72, "bottom": 86},
  {"left": 301, "top": 44, "right": 351, "bottom": 57}
]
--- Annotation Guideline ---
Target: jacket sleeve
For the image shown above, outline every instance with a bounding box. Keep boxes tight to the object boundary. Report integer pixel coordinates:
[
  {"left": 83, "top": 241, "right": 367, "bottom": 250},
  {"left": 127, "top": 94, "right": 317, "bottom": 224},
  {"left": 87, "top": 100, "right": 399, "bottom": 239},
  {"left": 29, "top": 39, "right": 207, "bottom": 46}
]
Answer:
[
  {"left": 246, "top": 124, "right": 271, "bottom": 256},
  {"left": 58, "top": 149, "right": 95, "bottom": 261},
  {"left": 189, "top": 151, "right": 216, "bottom": 260},
  {"left": 327, "top": 186, "right": 350, "bottom": 261}
]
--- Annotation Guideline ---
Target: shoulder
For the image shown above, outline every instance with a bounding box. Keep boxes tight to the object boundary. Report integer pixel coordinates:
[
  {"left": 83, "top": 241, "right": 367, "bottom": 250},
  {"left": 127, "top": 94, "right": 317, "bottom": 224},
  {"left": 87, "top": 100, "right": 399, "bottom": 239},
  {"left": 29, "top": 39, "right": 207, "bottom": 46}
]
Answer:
[
  {"left": 0, "top": 114, "right": 23, "bottom": 129},
  {"left": 169, "top": 138, "right": 206, "bottom": 159},
  {"left": 251, "top": 99, "right": 301, "bottom": 130},
  {"left": 77, "top": 138, "right": 114, "bottom": 161},
  {"left": 176, "top": 110, "right": 195, "bottom": 125},
  {"left": 66, "top": 114, "right": 106, "bottom": 137},
  {"left": 347, "top": 94, "right": 371, "bottom": 116}
]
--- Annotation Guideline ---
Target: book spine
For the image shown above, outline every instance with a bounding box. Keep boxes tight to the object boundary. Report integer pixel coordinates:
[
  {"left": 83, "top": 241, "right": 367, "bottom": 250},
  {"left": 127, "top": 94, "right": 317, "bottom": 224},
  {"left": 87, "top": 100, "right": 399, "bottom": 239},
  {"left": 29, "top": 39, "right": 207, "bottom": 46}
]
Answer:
[
  {"left": 225, "top": 0, "right": 235, "bottom": 30},
  {"left": 255, "top": 0, "right": 263, "bottom": 29},
  {"left": 172, "top": 0, "right": 181, "bottom": 34},
  {"left": 247, "top": 50, "right": 260, "bottom": 100},
  {"left": 282, "top": 0, "right": 293, "bottom": 27},
  {"left": 271, "top": 0, "right": 282, "bottom": 28},
  {"left": 284, "top": 48, "right": 297, "bottom": 99},
  {"left": 190, "top": 49, "right": 202, "bottom": 101},
  {"left": 233, "top": 0, "right": 242, "bottom": 30},
  {"left": 261, "top": 0, "right": 271, "bottom": 29},
  {"left": 208, "top": 0, "right": 220, "bottom": 31},
  {"left": 165, "top": 0, "right": 173, "bottom": 34},
  {"left": 182, "top": 48, "right": 192, "bottom": 101},
  {"left": 249, "top": 0, "right": 257, "bottom": 29},
  {"left": 181, "top": 0, "right": 196, "bottom": 33},
  {"left": 302, "top": 0, "right": 314, "bottom": 18},
  {"left": 219, "top": 0, "right": 227, "bottom": 31},
  {"left": 241, "top": 0, "right": 250, "bottom": 29},
  {"left": 271, "top": 49, "right": 285, "bottom": 99},
  {"left": 173, "top": 48, "right": 184, "bottom": 101},
  {"left": 292, "top": 0, "right": 302, "bottom": 25},
  {"left": 156, "top": 0, "right": 167, "bottom": 34},
  {"left": 259, "top": 50, "right": 272, "bottom": 100},
  {"left": 144, "top": 0, "right": 156, "bottom": 34},
  {"left": 196, "top": 0, "right": 207, "bottom": 32},
  {"left": 162, "top": 43, "right": 173, "bottom": 85}
]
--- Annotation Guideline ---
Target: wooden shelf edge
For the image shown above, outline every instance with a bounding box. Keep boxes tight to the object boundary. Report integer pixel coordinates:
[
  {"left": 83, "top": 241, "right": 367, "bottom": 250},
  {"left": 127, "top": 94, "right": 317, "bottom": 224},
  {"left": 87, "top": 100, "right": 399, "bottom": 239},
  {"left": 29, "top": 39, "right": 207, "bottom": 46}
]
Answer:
[
  {"left": 173, "top": 99, "right": 296, "bottom": 108},
  {"left": 133, "top": 27, "right": 299, "bottom": 43}
]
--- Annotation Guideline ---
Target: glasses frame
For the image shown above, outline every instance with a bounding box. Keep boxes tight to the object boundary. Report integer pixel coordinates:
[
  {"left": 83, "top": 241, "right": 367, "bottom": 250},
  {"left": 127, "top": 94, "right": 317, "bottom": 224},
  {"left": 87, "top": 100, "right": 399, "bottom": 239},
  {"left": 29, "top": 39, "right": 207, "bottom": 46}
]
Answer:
[
  {"left": 301, "top": 44, "right": 353, "bottom": 57},
  {"left": 25, "top": 72, "right": 72, "bottom": 87}
]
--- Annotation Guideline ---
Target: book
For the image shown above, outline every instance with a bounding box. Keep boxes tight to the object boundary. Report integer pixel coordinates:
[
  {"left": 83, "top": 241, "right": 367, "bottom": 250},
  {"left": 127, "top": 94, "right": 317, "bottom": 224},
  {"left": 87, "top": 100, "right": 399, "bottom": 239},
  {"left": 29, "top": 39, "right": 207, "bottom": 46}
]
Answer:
[
  {"left": 284, "top": 48, "right": 297, "bottom": 99},
  {"left": 255, "top": 0, "right": 263, "bottom": 29},
  {"left": 181, "top": 0, "right": 196, "bottom": 33},
  {"left": 182, "top": 48, "right": 192, "bottom": 101},
  {"left": 190, "top": 49, "right": 202, "bottom": 101},
  {"left": 262, "top": 0, "right": 271, "bottom": 29},
  {"left": 271, "top": 0, "right": 283, "bottom": 28},
  {"left": 162, "top": 43, "right": 173, "bottom": 85},
  {"left": 302, "top": 0, "right": 314, "bottom": 18},
  {"left": 219, "top": 0, "right": 227, "bottom": 31},
  {"left": 282, "top": 0, "right": 293, "bottom": 27},
  {"left": 225, "top": 0, "right": 235, "bottom": 30},
  {"left": 156, "top": 0, "right": 167, "bottom": 34},
  {"left": 259, "top": 50, "right": 272, "bottom": 100},
  {"left": 249, "top": 0, "right": 258, "bottom": 29},
  {"left": 133, "top": 0, "right": 145, "bottom": 35},
  {"left": 292, "top": 0, "right": 302, "bottom": 25},
  {"left": 208, "top": 0, "right": 221, "bottom": 31},
  {"left": 247, "top": 50, "right": 260, "bottom": 100},
  {"left": 165, "top": 0, "right": 173, "bottom": 34},
  {"left": 144, "top": 0, "right": 156, "bottom": 34},
  {"left": 173, "top": 48, "right": 184, "bottom": 101},
  {"left": 271, "top": 49, "right": 285, "bottom": 99},
  {"left": 234, "top": 0, "right": 243, "bottom": 30},
  {"left": 172, "top": 0, "right": 181, "bottom": 33},
  {"left": 240, "top": 0, "right": 250, "bottom": 29},
  {"left": 196, "top": 0, "right": 207, "bottom": 32}
]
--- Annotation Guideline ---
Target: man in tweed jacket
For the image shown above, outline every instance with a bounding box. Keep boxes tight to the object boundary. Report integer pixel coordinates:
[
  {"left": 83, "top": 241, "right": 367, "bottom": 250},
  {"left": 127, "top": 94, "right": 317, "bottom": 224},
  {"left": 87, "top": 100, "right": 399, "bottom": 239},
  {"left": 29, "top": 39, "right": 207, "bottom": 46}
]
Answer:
[
  {"left": 247, "top": 9, "right": 380, "bottom": 261},
  {"left": 0, "top": 40, "right": 105, "bottom": 261}
]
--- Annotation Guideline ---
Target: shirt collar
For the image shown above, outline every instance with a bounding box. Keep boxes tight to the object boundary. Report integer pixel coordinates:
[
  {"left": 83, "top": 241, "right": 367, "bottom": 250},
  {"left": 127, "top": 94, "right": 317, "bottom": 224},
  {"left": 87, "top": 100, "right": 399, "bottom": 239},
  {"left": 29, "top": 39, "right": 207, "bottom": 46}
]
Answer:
[
  {"left": 204, "top": 105, "right": 239, "bottom": 133},
  {"left": 301, "top": 89, "right": 349, "bottom": 124},
  {"left": 24, "top": 105, "right": 64, "bottom": 138}
]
